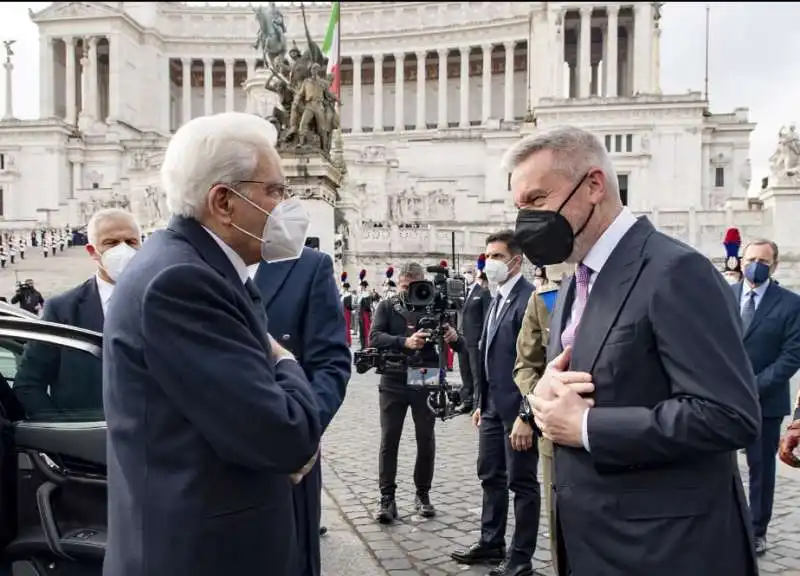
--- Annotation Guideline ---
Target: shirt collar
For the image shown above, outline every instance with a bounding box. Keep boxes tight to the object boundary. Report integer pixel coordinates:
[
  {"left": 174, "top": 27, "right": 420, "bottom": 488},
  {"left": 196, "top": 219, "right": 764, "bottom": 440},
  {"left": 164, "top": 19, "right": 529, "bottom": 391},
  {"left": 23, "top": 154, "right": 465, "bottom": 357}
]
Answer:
[
  {"left": 744, "top": 279, "right": 770, "bottom": 298},
  {"left": 582, "top": 207, "right": 638, "bottom": 275},
  {"left": 497, "top": 271, "right": 522, "bottom": 299},
  {"left": 95, "top": 273, "right": 115, "bottom": 305},
  {"left": 201, "top": 226, "right": 250, "bottom": 284}
]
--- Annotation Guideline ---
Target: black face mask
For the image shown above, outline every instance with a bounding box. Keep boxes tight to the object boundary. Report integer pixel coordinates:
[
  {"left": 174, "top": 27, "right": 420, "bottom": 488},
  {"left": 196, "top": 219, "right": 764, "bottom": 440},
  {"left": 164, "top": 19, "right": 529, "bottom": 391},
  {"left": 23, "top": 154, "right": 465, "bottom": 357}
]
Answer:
[{"left": 514, "top": 172, "right": 595, "bottom": 266}]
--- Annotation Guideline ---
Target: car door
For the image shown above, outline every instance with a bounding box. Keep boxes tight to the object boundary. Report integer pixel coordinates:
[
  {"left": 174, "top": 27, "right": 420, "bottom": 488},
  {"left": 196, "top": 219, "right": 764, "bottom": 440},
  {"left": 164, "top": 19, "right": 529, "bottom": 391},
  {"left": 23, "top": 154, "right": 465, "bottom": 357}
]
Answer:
[{"left": 0, "top": 316, "right": 104, "bottom": 576}]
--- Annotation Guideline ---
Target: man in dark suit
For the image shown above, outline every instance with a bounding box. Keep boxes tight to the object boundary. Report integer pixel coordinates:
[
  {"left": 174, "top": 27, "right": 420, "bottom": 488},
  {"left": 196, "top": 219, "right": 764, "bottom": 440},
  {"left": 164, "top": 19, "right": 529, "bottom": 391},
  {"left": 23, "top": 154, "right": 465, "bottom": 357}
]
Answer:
[
  {"left": 457, "top": 264, "right": 491, "bottom": 414},
  {"left": 734, "top": 238, "right": 800, "bottom": 555},
  {"left": 514, "top": 126, "right": 761, "bottom": 576},
  {"left": 451, "top": 231, "right": 540, "bottom": 576},
  {"left": 14, "top": 208, "right": 141, "bottom": 421},
  {"left": 103, "top": 112, "right": 321, "bottom": 576},
  {"left": 250, "top": 247, "right": 351, "bottom": 576}
]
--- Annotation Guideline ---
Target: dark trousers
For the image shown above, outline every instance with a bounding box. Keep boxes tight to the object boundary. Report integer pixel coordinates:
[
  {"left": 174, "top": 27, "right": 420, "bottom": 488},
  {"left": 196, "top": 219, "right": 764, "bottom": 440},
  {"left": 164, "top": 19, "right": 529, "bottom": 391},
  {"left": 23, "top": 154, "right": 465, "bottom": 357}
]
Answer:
[
  {"left": 745, "top": 416, "right": 783, "bottom": 538},
  {"left": 458, "top": 346, "right": 481, "bottom": 409},
  {"left": 294, "top": 459, "right": 322, "bottom": 576},
  {"left": 378, "top": 386, "right": 435, "bottom": 497},
  {"left": 478, "top": 410, "right": 540, "bottom": 564}
]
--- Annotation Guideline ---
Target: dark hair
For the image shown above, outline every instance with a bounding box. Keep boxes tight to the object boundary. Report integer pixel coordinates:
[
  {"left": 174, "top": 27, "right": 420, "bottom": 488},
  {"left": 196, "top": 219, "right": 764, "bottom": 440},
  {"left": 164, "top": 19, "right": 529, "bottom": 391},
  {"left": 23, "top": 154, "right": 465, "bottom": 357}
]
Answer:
[
  {"left": 399, "top": 262, "right": 425, "bottom": 280},
  {"left": 744, "top": 238, "right": 779, "bottom": 263},
  {"left": 486, "top": 229, "right": 522, "bottom": 256}
]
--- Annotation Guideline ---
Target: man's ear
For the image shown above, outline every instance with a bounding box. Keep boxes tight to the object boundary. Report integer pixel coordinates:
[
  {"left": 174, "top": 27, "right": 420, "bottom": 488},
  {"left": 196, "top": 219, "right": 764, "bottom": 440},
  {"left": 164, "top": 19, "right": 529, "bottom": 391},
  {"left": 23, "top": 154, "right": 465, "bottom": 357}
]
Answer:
[
  {"left": 85, "top": 244, "right": 99, "bottom": 258},
  {"left": 207, "top": 185, "right": 235, "bottom": 223}
]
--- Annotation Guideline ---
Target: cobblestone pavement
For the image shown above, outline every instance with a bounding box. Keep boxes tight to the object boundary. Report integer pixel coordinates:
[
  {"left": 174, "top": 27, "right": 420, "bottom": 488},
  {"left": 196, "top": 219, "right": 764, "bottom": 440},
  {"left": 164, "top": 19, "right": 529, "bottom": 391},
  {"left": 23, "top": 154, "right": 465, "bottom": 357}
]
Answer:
[
  {"left": 0, "top": 245, "right": 94, "bottom": 301},
  {"left": 322, "top": 368, "right": 800, "bottom": 576}
]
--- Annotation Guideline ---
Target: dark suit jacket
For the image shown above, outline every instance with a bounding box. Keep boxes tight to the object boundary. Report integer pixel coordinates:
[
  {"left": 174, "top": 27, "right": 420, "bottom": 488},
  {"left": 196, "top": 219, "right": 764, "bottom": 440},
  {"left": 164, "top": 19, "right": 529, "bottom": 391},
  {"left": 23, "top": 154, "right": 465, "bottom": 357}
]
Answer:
[
  {"left": 14, "top": 278, "right": 104, "bottom": 421},
  {"left": 253, "top": 248, "right": 351, "bottom": 576},
  {"left": 733, "top": 281, "right": 800, "bottom": 418},
  {"left": 102, "top": 216, "right": 321, "bottom": 576},
  {"left": 546, "top": 217, "right": 760, "bottom": 576},
  {"left": 478, "top": 276, "right": 534, "bottom": 424},
  {"left": 460, "top": 283, "right": 490, "bottom": 348}
]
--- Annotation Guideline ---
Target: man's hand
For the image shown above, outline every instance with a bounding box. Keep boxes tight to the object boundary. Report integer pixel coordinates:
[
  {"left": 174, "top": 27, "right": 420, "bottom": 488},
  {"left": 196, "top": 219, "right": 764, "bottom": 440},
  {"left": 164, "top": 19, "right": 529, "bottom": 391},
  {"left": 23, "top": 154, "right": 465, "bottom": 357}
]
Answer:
[
  {"left": 442, "top": 324, "right": 458, "bottom": 344},
  {"left": 472, "top": 408, "right": 481, "bottom": 428},
  {"left": 290, "top": 447, "right": 320, "bottom": 484},
  {"left": 268, "top": 334, "right": 294, "bottom": 362},
  {"left": 532, "top": 346, "right": 593, "bottom": 402},
  {"left": 510, "top": 417, "right": 533, "bottom": 451},
  {"left": 778, "top": 421, "right": 800, "bottom": 468},
  {"left": 405, "top": 330, "right": 429, "bottom": 350},
  {"left": 531, "top": 378, "right": 595, "bottom": 448}
]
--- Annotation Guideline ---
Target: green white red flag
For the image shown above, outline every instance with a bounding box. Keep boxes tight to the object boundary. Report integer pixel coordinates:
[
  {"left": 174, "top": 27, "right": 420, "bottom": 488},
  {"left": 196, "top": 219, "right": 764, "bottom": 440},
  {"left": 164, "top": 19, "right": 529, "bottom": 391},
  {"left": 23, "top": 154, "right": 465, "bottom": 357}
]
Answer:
[{"left": 322, "top": 1, "right": 341, "bottom": 97}]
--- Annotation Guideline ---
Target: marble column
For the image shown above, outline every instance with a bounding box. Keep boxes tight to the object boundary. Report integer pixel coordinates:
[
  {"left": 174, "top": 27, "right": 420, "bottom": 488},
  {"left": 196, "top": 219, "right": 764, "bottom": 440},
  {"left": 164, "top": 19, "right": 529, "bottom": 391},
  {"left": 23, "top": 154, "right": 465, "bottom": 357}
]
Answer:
[
  {"left": 161, "top": 56, "right": 171, "bottom": 132},
  {"left": 373, "top": 54, "right": 384, "bottom": 132},
  {"left": 39, "top": 36, "right": 55, "bottom": 118},
  {"left": 481, "top": 44, "right": 492, "bottom": 123},
  {"left": 65, "top": 38, "right": 77, "bottom": 124},
  {"left": 632, "top": 3, "right": 653, "bottom": 94},
  {"left": 72, "top": 162, "right": 83, "bottom": 198},
  {"left": 78, "top": 44, "right": 90, "bottom": 123},
  {"left": 352, "top": 55, "right": 362, "bottom": 133},
  {"left": 437, "top": 49, "right": 447, "bottom": 129},
  {"left": 107, "top": 34, "right": 121, "bottom": 120},
  {"left": 578, "top": 7, "right": 592, "bottom": 98},
  {"left": 87, "top": 36, "right": 99, "bottom": 118},
  {"left": 181, "top": 57, "right": 191, "bottom": 125},
  {"left": 503, "top": 42, "right": 514, "bottom": 121},
  {"left": 555, "top": 10, "right": 566, "bottom": 98},
  {"left": 606, "top": 5, "right": 619, "bottom": 97},
  {"left": 394, "top": 52, "right": 404, "bottom": 132},
  {"left": 2, "top": 60, "right": 13, "bottom": 119},
  {"left": 224, "top": 58, "right": 234, "bottom": 112},
  {"left": 459, "top": 46, "right": 470, "bottom": 128},
  {"left": 203, "top": 58, "right": 213, "bottom": 116},
  {"left": 415, "top": 51, "right": 426, "bottom": 130}
]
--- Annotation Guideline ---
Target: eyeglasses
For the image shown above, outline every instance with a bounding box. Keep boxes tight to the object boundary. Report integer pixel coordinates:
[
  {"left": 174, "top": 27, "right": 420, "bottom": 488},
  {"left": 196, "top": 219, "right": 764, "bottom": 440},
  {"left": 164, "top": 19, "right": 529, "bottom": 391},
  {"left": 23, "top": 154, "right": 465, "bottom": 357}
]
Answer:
[{"left": 238, "top": 180, "right": 290, "bottom": 202}]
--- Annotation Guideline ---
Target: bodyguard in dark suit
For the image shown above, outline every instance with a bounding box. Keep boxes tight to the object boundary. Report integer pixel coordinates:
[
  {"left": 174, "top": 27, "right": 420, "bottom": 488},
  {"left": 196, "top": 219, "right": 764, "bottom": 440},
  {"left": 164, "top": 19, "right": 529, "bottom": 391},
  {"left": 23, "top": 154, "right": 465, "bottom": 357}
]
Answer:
[
  {"left": 457, "top": 265, "right": 491, "bottom": 413},
  {"left": 734, "top": 238, "right": 800, "bottom": 555},
  {"left": 251, "top": 247, "right": 351, "bottom": 576},
  {"left": 14, "top": 208, "right": 141, "bottom": 420},
  {"left": 515, "top": 126, "right": 761, "bottom": 576},
  {"left": 103, "top": 113, "right": 321, "bottom": 576},
  {"left": 451, "top": 231, "right": 540, "bottom": 576}
]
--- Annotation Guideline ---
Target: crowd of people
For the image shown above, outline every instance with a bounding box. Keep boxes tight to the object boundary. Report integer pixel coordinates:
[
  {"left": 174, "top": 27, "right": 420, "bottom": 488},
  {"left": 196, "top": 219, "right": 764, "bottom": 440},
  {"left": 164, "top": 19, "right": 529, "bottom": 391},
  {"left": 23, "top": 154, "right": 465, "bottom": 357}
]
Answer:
[{"left": 7, "top": 112, "right": 800, "bottom": 576}]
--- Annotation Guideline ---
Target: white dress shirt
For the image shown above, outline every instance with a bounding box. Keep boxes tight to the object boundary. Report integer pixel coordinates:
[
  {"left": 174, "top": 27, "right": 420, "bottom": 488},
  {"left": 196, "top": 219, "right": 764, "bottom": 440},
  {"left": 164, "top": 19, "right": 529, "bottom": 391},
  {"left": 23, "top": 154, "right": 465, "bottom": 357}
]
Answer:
[
  {"left": 487, "top": 272, "right": 522, "bottom": 336},
  {"left": 740, "top": 278, "right": 770, "bottom": 312},
  {"left": 95, "top": 274, "right": 115, "bottom": 316},
  {"left": 566, "top": 208, "right": 638, "bottom": 452},
  {"left": 201, "top": 226, "right": 250, "bottom": 284}
]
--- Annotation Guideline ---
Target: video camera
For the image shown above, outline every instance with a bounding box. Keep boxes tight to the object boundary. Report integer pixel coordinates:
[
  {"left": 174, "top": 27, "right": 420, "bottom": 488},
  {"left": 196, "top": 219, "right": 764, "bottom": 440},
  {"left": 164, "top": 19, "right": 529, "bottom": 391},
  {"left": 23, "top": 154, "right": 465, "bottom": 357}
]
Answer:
[{"left": 353, "top": 265, "right": 466, "bottom": 421}]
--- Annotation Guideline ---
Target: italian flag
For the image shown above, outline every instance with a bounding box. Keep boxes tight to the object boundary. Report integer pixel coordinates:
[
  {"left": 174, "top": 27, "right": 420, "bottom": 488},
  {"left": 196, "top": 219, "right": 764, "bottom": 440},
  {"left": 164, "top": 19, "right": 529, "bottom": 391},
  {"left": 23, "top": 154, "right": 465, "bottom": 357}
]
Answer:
[{"left": 322, "top": 1, "right": 341, "bottom": 98}]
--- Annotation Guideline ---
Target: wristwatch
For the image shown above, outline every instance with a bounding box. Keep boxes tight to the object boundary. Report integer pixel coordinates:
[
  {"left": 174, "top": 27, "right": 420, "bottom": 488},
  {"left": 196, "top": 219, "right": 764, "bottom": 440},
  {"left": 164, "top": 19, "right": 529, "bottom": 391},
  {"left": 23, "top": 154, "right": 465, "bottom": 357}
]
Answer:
[{"left": 519, "top": 396, "right": 534, "bottom": 425}]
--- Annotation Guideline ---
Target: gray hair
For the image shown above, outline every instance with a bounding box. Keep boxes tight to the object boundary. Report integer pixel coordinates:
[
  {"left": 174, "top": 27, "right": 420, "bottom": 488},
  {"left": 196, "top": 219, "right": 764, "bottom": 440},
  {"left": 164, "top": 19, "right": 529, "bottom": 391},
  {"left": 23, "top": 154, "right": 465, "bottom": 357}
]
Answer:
[
  {"left": 87, "top": 208, "right": 140, "bottom": 246},
  {"left": 399, "top": 262, "right": 425, "bottom": 280},
  {"left": 744, "top": 238, "right": 780, "bottom": 263},
  {"left": 161, "top": 112, "right": 278, "bottom": 218},
  {"left": 501, "top": 126, "right": 619, "bottom": 197}
]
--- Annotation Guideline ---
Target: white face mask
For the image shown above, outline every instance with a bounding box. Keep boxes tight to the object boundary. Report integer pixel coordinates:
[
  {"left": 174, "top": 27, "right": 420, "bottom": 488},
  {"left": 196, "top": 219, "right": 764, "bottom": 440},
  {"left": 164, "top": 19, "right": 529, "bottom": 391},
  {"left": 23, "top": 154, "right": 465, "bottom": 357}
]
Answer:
[
  {"left": 231, "top": 193, "right": 310, "bottom": 263},
  {"left": 100, "top": 243, "right": 138, "bottom": 282},
  {"left": 483, "top": 258, "right": 510, "bottom": 284}
]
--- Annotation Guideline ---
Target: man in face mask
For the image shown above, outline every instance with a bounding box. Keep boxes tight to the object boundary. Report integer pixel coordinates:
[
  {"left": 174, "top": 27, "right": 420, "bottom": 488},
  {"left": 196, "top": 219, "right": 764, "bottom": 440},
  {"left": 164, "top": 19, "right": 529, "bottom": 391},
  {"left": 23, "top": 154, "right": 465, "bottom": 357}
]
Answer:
[
  {"left": 735, "top": 238, "right": 800, "bottom": 556},
  {"left": 13, "top": 208, "right": 141, "bottom": 421},
  {"left": 456, "top": 265, "right": 490, "bottom": 414}
]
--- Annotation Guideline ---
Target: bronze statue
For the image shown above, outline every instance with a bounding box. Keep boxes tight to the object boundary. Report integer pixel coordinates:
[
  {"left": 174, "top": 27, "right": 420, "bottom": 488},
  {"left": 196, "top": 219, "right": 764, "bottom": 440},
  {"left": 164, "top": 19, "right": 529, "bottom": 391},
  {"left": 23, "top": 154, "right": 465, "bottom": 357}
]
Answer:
[
  {"left": 3, "top": 40, "right": 15, "bottom": 64},
  {"left": 253, "top": 3, "right": 287, "bottom": 65}
]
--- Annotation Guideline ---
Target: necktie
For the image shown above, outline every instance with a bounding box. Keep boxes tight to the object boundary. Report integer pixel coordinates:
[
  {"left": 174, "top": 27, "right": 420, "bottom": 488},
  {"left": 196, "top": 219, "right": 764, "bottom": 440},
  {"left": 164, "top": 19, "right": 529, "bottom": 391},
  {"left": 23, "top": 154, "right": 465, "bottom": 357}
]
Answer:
[
  {"left": 741, "top": 291, "right": 756, "bottom": 332},
  {"left": 244, "top": 278, "right": 268, "bottom": 327},
  {"left": 561, "top": 263, "right": 593, "bottom": 349},
  {"left": 488, "top": 292, "right": 503, "bottom": 335}
]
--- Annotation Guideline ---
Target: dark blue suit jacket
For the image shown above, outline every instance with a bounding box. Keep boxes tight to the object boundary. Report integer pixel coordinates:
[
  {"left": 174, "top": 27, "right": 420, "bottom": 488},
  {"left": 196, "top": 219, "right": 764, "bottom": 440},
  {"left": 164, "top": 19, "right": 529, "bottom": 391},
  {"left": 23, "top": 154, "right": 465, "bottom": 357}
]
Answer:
[
  {"left": 478, "top": 276, "right": 534, "bottom": 424},
  {"left": 103, "top": 216, "right": 321, "bottom": 576},
  {"left": 254, "top": 247, "right": 350, "bottom": 576},
  {"left": 733, "top": 281, "right": 800, "bottom": 418},
  {"left": 14, "top": 277, "right": 104, "bottom": 420}
]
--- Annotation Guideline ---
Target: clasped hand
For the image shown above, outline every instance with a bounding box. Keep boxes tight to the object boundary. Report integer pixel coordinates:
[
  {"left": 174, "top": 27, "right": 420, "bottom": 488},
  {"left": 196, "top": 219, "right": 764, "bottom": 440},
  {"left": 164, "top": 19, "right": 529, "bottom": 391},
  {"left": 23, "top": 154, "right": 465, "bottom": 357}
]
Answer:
[
  {"left": 528, "top": 346, "right": 594, "bottom": 448},
  {"left": 778, "top": 421, "right": 800, "bottom": 468},
  {"left": 290, "top": 447, "right": 320, "bottom": 484},
  {"left": 268, "top": 334, "right": 294, "bottom": 362}
]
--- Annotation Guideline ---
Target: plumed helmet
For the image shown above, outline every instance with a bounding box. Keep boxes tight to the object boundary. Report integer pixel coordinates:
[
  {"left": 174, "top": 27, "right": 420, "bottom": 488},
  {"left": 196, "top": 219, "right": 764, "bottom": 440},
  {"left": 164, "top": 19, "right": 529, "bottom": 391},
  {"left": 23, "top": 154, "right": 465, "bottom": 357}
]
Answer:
[{"left": 477, "top": 253, "right": 486, "bottom": 272}]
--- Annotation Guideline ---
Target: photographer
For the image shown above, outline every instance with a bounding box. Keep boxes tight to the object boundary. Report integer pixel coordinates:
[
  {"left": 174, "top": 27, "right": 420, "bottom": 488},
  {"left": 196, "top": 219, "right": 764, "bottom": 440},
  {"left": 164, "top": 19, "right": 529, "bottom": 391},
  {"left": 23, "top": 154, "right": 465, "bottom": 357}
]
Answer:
[
  {"left": 369, "top": 262, "right": 464, "bottom": 524},
  {"left": 11, "top": 279, "right": 44, "bottom": 315}
]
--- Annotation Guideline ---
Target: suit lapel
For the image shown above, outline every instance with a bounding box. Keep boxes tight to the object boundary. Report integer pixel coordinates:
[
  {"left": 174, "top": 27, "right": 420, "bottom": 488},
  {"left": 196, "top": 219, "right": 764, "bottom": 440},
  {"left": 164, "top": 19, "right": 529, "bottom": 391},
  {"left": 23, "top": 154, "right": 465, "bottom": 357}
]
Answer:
[
  {"left": 487, "top": 278, "right": 526, "bottom": 350},
  {"left": 547, "top": 277, "right": 574, "bottom": 362},
  {"left": 572, "top": 217, "right": 654, "bottom": 372},
  {"left": 744, "top": 282, "right": 780, "bottom": 339},
  {"left": 254, "top": 256, "right": 302, "bottom": 309},
  {"left": 77, "top": 278, "right": 104, "bottom": 333}
]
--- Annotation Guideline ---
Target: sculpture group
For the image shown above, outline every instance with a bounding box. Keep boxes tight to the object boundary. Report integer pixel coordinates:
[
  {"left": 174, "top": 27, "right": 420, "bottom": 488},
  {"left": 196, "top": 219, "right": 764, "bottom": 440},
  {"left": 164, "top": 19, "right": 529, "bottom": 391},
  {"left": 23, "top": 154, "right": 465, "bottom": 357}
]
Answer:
[
  {"left": 253, "top": 3, "right": 340, "bottom": 156},
  {"left": 769, "top": 123, "right": 800, "bottom": 185}
]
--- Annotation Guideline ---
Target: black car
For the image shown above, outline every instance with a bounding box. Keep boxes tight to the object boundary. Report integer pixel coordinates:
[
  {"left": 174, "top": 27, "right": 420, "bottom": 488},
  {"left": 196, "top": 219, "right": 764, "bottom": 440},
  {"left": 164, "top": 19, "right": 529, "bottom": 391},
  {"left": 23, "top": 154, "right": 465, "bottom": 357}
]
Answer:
[{"left": 0, "top": 306, "right": 105, "bottom": 575}]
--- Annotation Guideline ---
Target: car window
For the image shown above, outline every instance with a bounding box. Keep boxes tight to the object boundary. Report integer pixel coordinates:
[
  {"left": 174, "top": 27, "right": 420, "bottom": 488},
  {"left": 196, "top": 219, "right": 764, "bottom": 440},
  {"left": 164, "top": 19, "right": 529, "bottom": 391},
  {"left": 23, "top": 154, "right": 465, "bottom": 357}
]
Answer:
[{"left": 0, "top": 335, "right": 103, "bottom": 423}]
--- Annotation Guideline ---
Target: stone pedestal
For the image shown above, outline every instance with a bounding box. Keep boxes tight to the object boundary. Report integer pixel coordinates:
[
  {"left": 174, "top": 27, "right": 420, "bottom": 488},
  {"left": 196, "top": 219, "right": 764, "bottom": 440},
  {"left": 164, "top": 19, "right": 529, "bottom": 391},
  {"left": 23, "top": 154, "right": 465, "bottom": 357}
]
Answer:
[
  {"left": 760, "top": 180, "right": 800, "bottom": 252},
  {"left": 243, "top": 68, "right": 281, "bottom": 119},
  {"left": 281, "top": 150, "right": 343, "bottom": 257}
]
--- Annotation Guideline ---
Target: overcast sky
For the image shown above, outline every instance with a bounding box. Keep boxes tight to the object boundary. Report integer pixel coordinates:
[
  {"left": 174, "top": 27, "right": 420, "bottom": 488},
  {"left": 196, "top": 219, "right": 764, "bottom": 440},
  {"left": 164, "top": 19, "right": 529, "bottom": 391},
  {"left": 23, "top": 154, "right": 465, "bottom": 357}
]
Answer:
[{"left": 1, "top": 2, "right": 798, "bottom": 187}]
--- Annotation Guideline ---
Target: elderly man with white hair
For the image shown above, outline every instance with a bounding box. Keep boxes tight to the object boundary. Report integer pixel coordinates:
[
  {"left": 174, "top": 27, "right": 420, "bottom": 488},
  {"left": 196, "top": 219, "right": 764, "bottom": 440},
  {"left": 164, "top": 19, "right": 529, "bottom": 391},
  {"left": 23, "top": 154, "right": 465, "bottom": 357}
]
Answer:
[
  {"left": 14, "top": 207, "right": 140, "bottom": 421},
  {"left": 102, "top": 112, "right": 321, "bottom": 576}
]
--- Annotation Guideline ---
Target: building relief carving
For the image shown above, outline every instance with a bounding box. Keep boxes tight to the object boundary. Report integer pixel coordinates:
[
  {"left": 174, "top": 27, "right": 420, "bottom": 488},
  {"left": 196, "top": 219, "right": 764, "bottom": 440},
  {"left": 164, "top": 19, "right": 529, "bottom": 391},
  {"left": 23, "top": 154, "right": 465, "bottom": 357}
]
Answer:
[{"left": 387, "top": 186, "right": 455, "bottom": 222}]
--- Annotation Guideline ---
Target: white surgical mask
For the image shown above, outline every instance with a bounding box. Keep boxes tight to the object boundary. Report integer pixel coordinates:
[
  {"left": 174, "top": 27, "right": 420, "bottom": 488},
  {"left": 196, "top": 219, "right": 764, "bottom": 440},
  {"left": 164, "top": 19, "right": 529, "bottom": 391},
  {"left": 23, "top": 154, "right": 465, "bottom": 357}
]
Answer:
[
  {"left": 231, "top": 192, "right": 310, "bottom": 263},
  {"left": 100, "top": 243, "right": 138, "bottom": 282},
  {"left": 483, "top": 258, "right": 510, "bottom": 284}
]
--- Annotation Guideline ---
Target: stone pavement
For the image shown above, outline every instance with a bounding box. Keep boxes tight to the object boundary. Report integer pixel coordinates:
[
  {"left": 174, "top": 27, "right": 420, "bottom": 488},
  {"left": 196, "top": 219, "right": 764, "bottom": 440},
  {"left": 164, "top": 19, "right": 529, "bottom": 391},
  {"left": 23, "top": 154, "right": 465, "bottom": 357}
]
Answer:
[
  {"left": 322, "top": 368, "right": 800, "bottom": 576},
  {"left": 0, "top": 245, "right": 94, "bottom": 300}
]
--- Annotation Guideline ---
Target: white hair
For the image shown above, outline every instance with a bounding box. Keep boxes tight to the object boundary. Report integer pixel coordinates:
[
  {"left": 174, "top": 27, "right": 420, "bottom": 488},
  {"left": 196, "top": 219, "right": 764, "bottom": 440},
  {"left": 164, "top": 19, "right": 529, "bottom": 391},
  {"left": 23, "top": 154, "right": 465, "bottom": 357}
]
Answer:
[
  {"left": 87, "top": 208, "right": 141, "bottom": 246},
  {"left": 161, "top": 112, "right": 279, "bottom": 218},
  {"left": 501, "top": 126, "right": 619, "bottom": 197}
]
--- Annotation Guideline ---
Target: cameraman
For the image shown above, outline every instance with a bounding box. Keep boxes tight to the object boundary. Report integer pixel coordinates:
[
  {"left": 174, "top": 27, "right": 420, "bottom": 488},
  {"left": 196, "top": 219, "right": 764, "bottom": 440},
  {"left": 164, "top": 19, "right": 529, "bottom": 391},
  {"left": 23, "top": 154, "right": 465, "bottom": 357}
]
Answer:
[
  {"left": 11, "top": 279, "right": 44, "bottom": 315},
  {"left": 369, "top": 262, "right": 464, "bottom": 524}
]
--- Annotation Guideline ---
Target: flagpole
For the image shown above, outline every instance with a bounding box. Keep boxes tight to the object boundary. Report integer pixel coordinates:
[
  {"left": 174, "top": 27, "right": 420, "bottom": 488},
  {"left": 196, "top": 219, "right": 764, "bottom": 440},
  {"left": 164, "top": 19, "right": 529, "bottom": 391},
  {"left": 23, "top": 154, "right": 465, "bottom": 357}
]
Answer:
[
  {"left": 703, "top": 4, "right": 710, "bottom": 103},
  {"left": 336, "top": 0, "right": 342, "bottom": 117}
]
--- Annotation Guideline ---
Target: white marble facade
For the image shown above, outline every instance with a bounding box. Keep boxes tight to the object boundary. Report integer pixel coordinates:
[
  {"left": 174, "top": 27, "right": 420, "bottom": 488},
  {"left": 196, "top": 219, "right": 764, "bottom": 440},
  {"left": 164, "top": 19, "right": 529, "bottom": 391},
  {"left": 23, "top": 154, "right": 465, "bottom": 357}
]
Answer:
[{"left": 0, "top": 2, "right": 797, "bottom": 286}]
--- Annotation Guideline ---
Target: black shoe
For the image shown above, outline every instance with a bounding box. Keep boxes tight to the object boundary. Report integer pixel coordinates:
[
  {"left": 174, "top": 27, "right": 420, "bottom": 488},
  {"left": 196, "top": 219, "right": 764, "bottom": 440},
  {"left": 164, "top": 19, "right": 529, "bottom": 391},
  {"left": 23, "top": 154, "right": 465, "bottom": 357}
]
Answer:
[
  {"left": 754, "top": 536, "right": 767, "bottom": 556},
  {"left": 415, "top": 493, "right": 436, "bottom": 518},
  {"left": 488, "top": 559, "right": 534, "bottom": 576},
  {"left": 375, "top": 495, "right": 398, "bottom": 524},
  {"left": 319, "top": 526, "right": 328, "bottom": 537},
  {"left": 450, "top": 541, "right": 506, "bottom": 565}
]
